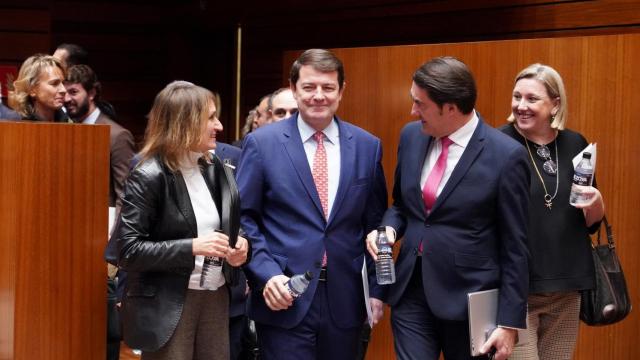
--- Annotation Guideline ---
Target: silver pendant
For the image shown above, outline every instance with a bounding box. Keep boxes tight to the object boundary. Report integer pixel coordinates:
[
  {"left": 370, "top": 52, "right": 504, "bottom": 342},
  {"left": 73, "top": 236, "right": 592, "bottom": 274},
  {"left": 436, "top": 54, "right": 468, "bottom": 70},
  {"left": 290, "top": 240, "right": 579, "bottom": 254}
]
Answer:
[
  {"left": 544, "top": 194, "right": 553, "bottom": 210},
  {"left": 543, "top": 160, "right": 558, "bottom": 175},
  {"left": 536, "top": 145, "right": 551, "bottom": 159}
]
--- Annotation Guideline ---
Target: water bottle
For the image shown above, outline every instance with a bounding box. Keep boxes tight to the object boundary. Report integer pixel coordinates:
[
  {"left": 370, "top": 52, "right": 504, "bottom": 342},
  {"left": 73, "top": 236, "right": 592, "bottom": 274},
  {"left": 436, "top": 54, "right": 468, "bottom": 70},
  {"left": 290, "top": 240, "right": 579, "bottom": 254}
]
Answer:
[
  {"left": 286, "top": 271, "right": 314, "bottom": 298},
  {"left": 375, "top": 226, "right": 396, "bottom": 285},
  {"left": 569, "top": 152, "right": 594, "bottom": 206},
  {"left": 200, "top": 255, "right": 223, "bottom": 289}
]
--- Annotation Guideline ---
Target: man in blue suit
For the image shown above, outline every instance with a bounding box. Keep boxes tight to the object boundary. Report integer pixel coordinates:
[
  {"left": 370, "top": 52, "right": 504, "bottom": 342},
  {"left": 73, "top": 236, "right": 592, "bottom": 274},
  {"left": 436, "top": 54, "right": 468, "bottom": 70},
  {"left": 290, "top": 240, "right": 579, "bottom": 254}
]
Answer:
[
  {"left": 367, "top": 57, "right": 530, "bottom": 360},
  {"left": 236, "top": 49, "right": 388, "bottom": 360}
]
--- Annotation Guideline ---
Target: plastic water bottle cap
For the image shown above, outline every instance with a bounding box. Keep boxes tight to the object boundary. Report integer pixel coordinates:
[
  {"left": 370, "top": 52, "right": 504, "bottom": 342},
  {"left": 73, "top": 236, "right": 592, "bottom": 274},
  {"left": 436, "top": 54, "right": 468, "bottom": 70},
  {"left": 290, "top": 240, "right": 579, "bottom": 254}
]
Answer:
[{"left": 304, "top": 271, "right": 314, "bottom": 280}]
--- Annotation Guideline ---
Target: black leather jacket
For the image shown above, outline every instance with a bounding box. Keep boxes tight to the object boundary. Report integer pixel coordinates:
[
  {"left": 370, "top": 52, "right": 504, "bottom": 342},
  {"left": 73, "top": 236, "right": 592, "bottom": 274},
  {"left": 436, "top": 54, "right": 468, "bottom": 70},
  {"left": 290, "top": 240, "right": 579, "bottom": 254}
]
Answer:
[{"left": 115, "top": 155, "right": 248, "bottom": 351}]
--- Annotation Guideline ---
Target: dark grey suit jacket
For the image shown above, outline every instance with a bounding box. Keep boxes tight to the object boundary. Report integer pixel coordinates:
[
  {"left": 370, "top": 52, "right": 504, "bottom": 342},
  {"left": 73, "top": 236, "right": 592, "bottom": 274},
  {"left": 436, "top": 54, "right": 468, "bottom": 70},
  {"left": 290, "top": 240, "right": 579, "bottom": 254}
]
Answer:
[{"left": 95, "top": 113, "right": 135, "bottom": 208}]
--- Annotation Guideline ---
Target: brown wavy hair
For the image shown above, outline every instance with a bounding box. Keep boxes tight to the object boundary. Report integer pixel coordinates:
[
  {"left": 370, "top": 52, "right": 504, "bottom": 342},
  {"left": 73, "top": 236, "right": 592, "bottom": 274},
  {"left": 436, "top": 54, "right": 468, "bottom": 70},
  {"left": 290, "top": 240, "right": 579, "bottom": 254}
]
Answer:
[{"left": 139, "top": 81, "right": 216, "bottom": 171}]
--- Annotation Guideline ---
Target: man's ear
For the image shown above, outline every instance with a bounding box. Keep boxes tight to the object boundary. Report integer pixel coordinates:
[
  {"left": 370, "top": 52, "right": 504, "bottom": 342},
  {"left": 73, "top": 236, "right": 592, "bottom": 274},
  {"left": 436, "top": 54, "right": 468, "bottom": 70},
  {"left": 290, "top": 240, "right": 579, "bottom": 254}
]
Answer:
[
  {"left": 444, "top": 103, "right": 458, "bottom": 114},
  {"left": 88, "top": 88, "right": 97, "bottom": 102}
]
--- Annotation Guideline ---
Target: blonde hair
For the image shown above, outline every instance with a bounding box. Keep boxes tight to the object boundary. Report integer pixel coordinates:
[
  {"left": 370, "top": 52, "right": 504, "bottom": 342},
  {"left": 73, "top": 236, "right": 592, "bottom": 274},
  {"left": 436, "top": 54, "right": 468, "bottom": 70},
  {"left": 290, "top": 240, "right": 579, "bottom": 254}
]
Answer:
[
  {"left": 8, "top": 54, "right": 66, "bottom": 118},
  {"left": 139, "top": 81, "right": 215, "bottom": 171},
  {"left": 507, "top": 63, "right": 567, "bottom": 130}
]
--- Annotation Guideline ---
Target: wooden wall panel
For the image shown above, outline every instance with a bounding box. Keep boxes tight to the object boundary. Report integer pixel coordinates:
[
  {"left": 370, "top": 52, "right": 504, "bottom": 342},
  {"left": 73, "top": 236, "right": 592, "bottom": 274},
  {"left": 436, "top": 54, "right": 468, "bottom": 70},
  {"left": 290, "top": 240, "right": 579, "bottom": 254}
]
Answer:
[
  {"left": 243, "top": 0, "right": 640, "bottom": 140},
  {"left": 0, "top": 122, "right": 109, "bottom": 359},
  {"left": 283, "top": 33, "right": 639, "bottom": 360}
]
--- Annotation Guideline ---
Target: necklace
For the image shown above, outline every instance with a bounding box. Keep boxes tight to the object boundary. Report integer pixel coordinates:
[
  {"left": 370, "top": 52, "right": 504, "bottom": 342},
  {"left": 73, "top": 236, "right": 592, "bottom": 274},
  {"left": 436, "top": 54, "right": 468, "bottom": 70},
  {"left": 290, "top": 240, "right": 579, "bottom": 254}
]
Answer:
[{"left": 522, "top": 133, "right": 560, "bottom": 210}]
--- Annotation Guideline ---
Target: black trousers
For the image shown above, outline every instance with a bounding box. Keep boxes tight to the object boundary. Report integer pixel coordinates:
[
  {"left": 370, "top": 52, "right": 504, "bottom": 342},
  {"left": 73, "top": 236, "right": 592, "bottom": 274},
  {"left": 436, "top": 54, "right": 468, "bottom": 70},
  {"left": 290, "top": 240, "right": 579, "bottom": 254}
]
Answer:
[{"left": 107, "top": 278, "right": 122, "bottom": 360}]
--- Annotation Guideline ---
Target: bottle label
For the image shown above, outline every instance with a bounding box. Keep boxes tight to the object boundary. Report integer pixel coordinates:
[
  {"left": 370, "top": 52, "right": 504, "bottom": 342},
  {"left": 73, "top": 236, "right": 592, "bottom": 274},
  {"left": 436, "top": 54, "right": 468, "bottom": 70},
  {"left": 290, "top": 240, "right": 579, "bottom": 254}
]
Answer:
[
  {"left": 377, "top": 249, "right": 393, "bottom": 261},
  {"left": 572, "top": 172, "right": 592, "bottom": 186},
  {"left": 286, "top": 281, "right": 302, "bottom": 298}
]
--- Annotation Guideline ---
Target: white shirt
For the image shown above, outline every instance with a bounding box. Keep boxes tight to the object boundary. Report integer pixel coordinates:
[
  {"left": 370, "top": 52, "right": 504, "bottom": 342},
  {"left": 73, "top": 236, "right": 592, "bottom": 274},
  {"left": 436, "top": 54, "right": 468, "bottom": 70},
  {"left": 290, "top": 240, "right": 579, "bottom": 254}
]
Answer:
[
  {"left": 82, "top": 107, "right": 101, "bottom": 125},
  {"left": 297, "top": 115, "right": 340, "bottom": 218},
  {"left": 180, "top": 152, "right": 224, "bottom": 291},
  {"left": 420, "top": 111, "right": 479, "bottom": 198}
]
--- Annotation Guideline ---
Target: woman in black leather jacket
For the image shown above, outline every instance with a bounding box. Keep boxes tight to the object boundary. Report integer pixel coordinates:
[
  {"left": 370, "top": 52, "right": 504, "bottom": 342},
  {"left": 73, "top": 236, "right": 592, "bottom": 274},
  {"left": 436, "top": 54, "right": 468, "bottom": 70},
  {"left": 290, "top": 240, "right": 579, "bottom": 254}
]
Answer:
[{"left": 115, "top": 81, "right": 249, "bottom": 360}]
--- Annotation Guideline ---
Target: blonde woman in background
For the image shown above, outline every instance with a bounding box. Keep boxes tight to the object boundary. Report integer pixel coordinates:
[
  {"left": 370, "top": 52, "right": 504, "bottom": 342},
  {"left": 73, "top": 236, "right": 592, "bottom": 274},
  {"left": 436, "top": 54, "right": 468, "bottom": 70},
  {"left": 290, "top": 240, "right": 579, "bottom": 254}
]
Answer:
[{"left": 9, "top": 54, "right": 70, "bottom": 122}]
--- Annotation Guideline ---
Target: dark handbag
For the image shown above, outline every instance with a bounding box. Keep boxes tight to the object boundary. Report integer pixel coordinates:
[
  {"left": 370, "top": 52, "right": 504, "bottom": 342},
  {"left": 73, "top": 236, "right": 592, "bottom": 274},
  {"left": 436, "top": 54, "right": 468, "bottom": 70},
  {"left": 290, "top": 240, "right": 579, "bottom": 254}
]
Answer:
[
  {"left": 206, "top": 155, "right": 242, "bottom": 286},
  {"left": 579, "top": 216, "right": 632, "bottom": 326}
]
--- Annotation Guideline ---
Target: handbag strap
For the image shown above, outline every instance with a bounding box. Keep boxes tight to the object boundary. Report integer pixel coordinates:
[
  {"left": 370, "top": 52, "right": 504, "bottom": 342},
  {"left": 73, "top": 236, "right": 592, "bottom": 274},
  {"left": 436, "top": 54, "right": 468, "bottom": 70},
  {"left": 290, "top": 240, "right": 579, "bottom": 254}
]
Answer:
[{"left": 595, "top": 215, "right": 614, "bottom": 249}]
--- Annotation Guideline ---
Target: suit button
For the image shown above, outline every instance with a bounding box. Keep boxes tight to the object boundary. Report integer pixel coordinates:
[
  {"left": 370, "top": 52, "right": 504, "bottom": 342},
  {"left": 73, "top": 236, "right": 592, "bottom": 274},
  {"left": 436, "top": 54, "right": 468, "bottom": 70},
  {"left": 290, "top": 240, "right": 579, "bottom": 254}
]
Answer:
[{"left": 424, "top": 222, "right": 430, "bottom": 227}]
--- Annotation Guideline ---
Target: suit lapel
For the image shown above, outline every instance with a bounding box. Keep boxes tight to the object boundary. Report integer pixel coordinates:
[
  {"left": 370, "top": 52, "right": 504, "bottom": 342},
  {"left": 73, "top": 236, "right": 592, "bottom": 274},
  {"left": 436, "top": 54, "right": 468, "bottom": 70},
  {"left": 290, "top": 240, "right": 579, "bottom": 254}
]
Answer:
[
  {"left": 281, "top": 118, "right": 326, "bottom": 220},
  {"left": 327, "top": 119, "right": 353, "bottom": 225},
  {"left": 430, "top": 119, "right": 486, "bottom": 214},
  {"left": 94, "top": 113, "right": 106, "bottom": 124},
  {"left": 170, "top": 170, "right": 198, "bottom": 237},
  {"left": 410, "top": 131, "right": 433, "bottom": 219}
]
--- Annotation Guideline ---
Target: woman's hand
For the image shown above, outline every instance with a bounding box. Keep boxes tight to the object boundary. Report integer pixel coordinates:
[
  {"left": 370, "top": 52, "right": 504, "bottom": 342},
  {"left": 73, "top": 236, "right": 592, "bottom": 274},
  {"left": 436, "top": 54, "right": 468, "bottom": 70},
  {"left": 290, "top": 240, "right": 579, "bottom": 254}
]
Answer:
[
  {"left": 192, "top": 232, "right": 230, "bottom": 258},
  {"left": 226, "top": 235, "right": 249, "bottom": 267},
  {"left": 572, "top": 186, "right": 605, "bottom": 227}
]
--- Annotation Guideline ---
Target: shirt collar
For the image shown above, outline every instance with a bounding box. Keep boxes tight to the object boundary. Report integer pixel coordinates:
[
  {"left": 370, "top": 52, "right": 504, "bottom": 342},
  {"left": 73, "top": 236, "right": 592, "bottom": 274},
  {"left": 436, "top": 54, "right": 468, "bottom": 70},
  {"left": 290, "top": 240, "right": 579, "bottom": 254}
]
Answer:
[
  {"left": 297, "top": 114, "right": 339, "bottom": 145},
  {"left": 82, "top": 107, "right": 101, "bottom": 125}
]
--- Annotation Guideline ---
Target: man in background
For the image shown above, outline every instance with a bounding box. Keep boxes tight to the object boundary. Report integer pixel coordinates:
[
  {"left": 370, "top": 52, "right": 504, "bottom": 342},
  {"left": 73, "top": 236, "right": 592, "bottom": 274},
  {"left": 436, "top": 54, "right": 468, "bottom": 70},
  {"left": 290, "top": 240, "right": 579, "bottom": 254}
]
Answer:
[
  {"left": 64, "top": 64, "right": 134, "bottom": 209},
  {"left": 53, "top": 43, "right": 89, "bottom": 69},
  {"left": 268, "top": 88, "right": 298, "bottom": 122}
]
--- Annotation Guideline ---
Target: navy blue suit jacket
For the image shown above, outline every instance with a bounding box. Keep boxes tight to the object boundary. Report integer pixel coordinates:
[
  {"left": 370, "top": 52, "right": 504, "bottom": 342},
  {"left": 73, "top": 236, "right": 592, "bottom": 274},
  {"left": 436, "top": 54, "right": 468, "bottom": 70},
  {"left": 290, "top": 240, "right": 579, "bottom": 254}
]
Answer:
[
  {"left": 237, "top": 115, "right": 387, "bottom": 329},
  {"left": 383, "top": 117, "right": 530, "bottom": 328}
]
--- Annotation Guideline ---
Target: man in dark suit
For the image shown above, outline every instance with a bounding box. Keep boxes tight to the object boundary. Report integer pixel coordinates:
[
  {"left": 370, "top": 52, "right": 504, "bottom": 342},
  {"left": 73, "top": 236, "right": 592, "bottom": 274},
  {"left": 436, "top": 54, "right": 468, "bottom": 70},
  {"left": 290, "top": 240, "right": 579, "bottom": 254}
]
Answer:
[
  {"left": 236, "top": 49, "right": 388, "bottom": 360},
  {"left": 367, "top": 57, "right": 530, "bottom": 360}
]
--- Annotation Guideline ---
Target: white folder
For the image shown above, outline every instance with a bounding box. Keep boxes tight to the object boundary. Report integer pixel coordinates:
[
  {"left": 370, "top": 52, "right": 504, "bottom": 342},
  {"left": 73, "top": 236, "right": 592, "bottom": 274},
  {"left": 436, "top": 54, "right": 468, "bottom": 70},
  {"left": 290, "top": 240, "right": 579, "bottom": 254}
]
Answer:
[{"left": 468, "top": 289, "right": 528, "bottom": 356}]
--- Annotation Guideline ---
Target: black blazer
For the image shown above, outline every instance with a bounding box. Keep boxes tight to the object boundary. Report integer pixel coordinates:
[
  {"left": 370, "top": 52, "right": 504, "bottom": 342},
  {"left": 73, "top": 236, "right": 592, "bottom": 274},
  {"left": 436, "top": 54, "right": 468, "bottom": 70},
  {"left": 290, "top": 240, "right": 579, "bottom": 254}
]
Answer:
[{"left": 115, "top": 154, "right": 246, "bottom": 351}]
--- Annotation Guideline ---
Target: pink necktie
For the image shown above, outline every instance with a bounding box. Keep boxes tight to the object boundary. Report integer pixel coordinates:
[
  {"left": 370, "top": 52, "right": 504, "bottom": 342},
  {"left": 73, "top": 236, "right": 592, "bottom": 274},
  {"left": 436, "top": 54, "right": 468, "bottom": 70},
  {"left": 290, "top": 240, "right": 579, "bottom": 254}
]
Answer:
[
  {"left": 420, "top": 137, "right": 453, "bottom": 252},
  {"left": 312, "top": 132, "right": 328, "bottom": 266}
]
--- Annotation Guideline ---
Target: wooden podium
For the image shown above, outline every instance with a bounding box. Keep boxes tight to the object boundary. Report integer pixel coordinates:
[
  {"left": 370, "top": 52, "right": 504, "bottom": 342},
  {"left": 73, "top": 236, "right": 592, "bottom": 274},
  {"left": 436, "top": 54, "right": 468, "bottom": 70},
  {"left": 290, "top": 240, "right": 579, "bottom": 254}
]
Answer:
[{"left": 0, "top": 121, "right": 109, "bottom": 359}]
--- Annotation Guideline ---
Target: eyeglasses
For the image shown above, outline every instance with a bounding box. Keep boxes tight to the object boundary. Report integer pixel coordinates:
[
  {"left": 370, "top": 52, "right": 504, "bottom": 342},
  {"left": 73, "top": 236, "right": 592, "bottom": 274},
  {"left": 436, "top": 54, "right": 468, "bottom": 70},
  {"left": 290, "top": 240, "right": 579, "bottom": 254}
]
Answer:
[
  {"left": 535, "top": 144, "right": 557, "bottom": 176},
  {"left": 272, "top": 107, "right": 298, "bottom": 119}
]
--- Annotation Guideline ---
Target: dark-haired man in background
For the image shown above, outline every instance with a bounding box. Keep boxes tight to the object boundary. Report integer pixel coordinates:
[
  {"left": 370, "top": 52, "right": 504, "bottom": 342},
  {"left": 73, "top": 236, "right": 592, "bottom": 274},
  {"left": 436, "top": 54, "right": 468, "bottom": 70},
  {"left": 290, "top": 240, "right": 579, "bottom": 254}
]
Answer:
[
  {"left": 53, "top": 43, "right": 89, "bottom": 69},
  {"left": 64, "top": 64, "right": 134, "bottom": 208}
]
